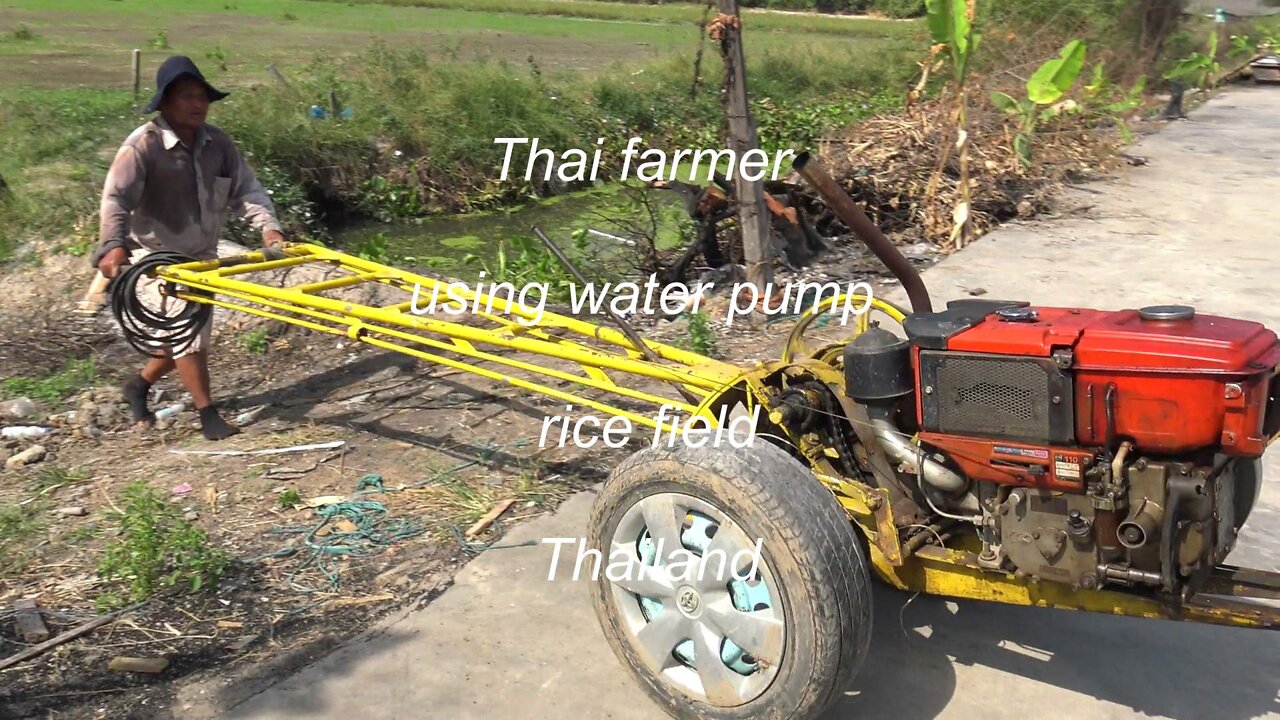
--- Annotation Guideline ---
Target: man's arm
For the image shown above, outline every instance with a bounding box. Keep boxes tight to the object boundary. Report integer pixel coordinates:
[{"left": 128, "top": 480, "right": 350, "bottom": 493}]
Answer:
[
  {"left": 92, "top": 144, "right": 146, "bottom": 275},
  {"left": 226, "top": 144, "right": 285, "bottom": 247}
]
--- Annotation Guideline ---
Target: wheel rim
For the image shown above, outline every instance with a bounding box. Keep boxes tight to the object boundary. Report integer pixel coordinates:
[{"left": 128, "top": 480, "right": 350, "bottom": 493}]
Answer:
[{"left": 605, "top": 491, "right": 786, "bottom": 707}]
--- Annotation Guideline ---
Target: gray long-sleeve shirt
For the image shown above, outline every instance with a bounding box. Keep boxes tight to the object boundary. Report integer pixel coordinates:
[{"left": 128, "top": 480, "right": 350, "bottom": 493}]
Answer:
[{"left": 93, "top": 116, "right": 281, "bottom": 265}]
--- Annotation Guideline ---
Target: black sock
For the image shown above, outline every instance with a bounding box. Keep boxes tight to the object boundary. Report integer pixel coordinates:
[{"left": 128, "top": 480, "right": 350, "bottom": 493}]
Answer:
[
  {"left": 197, "top": 405, "right": 240, "bottom": 441},
  {"left": 123, "top": 375, "right": 154, "bottom": 423}
]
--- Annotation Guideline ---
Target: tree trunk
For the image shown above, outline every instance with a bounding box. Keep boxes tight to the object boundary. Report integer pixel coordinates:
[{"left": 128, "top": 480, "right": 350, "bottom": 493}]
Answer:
[{"left": 715, "top": 0, "right": 773, "bottom": 294}]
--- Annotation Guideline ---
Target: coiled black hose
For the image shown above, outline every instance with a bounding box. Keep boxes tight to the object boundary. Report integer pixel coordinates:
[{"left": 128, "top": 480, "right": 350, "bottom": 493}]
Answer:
[{"left": 109, "top": 251, "right": 212, "bottom": 358}]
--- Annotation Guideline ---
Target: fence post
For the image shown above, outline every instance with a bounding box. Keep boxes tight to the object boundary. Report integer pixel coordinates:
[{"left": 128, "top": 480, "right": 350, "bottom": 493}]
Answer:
[
  {"left": 715, "top": 0, "right": 773, "bottom": 300},
  {"left": 132, "top": 49, "right": 141, "bottom": 101}
]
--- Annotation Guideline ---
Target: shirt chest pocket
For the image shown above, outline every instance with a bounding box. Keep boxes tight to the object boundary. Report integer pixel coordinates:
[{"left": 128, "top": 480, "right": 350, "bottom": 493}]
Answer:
[{"left": 212, "top": 176, "right": 233, "bottom": 214}]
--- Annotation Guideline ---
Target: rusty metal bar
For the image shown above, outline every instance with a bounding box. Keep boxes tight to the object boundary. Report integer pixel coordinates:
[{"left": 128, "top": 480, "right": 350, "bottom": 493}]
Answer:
[
  {"left": 791, "top": 151, "right": 933, "bottom": 314},
  {"left": 1198, "top": 564, "right": 1280, "bottom": 601}
]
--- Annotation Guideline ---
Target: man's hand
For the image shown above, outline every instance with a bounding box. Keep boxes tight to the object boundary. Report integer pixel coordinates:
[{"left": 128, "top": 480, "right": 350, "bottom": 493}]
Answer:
[
  {"left": 98, "top": 246, "right": 129, "bottom": 279},
  {"left": 262, "top": 229, "right": 288, "bottom": 260},
  {"left": 263, "top": 229, "right": 286, "bottom": 248}
]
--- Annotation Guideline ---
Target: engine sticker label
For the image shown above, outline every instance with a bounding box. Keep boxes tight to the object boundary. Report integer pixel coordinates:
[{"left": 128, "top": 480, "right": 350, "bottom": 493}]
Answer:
[
  {"left": 1054, "top": 460, "right": 1081, "bottom": 479},
  {"left": 993, "top": 445, "right": 1049, "bottom": 459}
]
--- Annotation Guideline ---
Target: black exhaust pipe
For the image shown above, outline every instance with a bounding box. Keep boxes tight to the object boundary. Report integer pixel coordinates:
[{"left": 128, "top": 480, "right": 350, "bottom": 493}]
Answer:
[{"left": 792, "top": 151, "right": 932, "bottom": 315}]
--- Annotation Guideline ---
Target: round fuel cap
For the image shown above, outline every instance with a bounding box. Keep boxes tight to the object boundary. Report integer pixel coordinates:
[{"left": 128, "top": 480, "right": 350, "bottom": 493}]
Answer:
[
  {"left": 1138, "top": 305, "right": 1195, "bottom": 321},
  {"left": 995, "top": 306, "right": 1038, "bottom": 322}
]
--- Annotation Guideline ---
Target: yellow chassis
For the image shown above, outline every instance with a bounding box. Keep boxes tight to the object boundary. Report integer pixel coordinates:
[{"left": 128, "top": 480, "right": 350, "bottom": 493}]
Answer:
[{"left": 152, "top": 242, "right": 1279, "bottom": 632}]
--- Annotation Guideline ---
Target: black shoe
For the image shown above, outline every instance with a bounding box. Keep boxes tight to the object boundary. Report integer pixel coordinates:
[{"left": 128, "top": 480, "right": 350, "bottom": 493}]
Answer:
[
  {"left": 197, "top": 405, "right": 241, "bottom": 441},
  {"left": 123, "top": 375, "right": 155, "bottom": 425}
]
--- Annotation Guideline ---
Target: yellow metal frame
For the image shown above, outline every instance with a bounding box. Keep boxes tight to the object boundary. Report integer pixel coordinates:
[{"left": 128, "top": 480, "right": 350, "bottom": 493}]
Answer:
[
  {"left": 156, "top": 243, "right": 747, "bottom": 433},
  {"left": 148, "top": 243, "right": 1279, "bottom": 632},
  {"left": 879, "top": 544, "right": 1278, "bottom": 631},
  {"left": 782, "top": 291, "right": 909, "bottom": 363}
]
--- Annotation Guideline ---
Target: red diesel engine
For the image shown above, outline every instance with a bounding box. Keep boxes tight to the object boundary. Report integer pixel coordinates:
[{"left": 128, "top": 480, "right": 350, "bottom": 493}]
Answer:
[{"left": 845, "top": 299, "right": 1280, "bottom": 596}]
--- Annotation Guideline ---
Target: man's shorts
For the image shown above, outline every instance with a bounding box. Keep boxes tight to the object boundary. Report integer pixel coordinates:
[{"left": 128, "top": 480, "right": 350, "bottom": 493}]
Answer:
[{"left": 129, "top": 248, "right": 213, "bottom": 359}]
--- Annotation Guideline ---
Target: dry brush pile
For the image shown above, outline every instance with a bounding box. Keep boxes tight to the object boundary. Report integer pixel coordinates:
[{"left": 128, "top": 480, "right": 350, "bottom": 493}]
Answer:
[{"left": 799, "top": 0, "right": 1188, "bottom": 251}]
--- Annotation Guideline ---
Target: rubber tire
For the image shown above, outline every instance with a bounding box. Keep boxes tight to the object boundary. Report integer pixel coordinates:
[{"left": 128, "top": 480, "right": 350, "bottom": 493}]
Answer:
[
  {"left": 587, "top": 440, "right": 872, "bottom": 720},
  {"left": 1233, "top": 458, "right": 1263, "bottom": 531}
]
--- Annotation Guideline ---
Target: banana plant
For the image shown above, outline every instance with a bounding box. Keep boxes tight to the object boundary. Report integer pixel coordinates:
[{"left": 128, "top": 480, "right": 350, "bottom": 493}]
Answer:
[
  {"left": 925, "top": 0, "right": 980, "bottom": 251},
  {"left": 1164, "top": 29, "right": 1221, "bottom": 89},
  {"left": 990, "top": 39, "right": 1088, "bottom": 169}
]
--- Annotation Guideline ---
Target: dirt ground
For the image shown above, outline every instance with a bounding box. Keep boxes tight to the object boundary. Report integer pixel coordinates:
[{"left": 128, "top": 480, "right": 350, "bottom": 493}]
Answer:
[{"left": 0, "top": 212, "right": 940, "bottom": 719}]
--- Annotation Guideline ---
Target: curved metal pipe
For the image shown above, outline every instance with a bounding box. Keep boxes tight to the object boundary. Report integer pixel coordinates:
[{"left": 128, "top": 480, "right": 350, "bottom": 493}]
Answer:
[
  {"left": 1111, "top": 440, "right": 1133, "bottom": 483},
  {"left": 791, "top": 152, "right": 933, "bottom": 314},
  {"left": 870, "top": 417, "right": 968, "bottom": 495}
]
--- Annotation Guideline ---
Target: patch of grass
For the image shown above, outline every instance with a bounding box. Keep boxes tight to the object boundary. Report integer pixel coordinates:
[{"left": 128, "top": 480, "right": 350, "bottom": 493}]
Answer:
[
  {"left": 320, "top": 0, "right": 921, "bottom": 38},
  {"left": 1, "top": 0, "right": 916, "bottom": 53},
  {"left": 217, "top": 38, "right": 914, "bottom": 219},
  {"left": 96, "top": 481, "right": 230, "bottom": 610},
  {"left": 62, "top": 234, "right": 95, "bottom": 257},
  {"left": 206, "top": 44, "right": 230, "bottom": 72},
  {"left": 278, "top": 488, "right": 303, "bottom": 508},
  {"left": 410, "top": 458, "right": 572, "bottom": 539},
  {"left": 868, "top": 0, "right": 924, "bottom": 18},
  {"left": 9, "top": 24, "right": 38, "bottom": 41},
  {"left": 0, "top": 357, "right": 98, "bottom": 404},
  {"left": 426, "top": 475, "right": 494, "bottom": 527},
  {"left": 240, "top": 328, "right": 270, "bottom": 354},
  {"left": 0, "top": 501, "right": 49, "bottom": 578},
  {"left": 33, "top": 465, "right": 90, "bottom": 492},
  {"left": 0, "top": 87, "right": 137, "bottom": 259},
  {"left": 354, "top": 232, "right": 392, "bottom": 263},
  {"left": 511, "top": 463, "right": 574, "bottom": 507},
  {"left": 681, "top": 311, "right": 718, "bottom": 358},
  {"left": 147, "top": 28, "right": 170, "bottom": 50}
]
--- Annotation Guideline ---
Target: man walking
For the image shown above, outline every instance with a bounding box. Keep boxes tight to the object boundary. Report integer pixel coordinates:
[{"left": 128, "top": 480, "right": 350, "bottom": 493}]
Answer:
[{"left": 91, "top": 56, "right": 286, "bottom": 440}]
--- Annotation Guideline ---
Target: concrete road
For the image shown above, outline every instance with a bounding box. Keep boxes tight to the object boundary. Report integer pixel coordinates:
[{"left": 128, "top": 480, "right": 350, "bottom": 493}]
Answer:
[{"left": 225, "top": 85, "right": 1280, "bottom": 720}]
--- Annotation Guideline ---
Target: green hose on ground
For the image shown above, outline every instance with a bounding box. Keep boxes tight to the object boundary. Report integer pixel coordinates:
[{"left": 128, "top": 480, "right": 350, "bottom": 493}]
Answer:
[{"left": 251, "top": 473, "right": 427, "bottom": 594}]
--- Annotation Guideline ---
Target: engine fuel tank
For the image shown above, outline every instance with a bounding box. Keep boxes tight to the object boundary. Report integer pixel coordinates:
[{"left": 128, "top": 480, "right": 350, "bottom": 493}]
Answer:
[{"left": 912, "top": 303, "right": 1280, "bottom": 456}]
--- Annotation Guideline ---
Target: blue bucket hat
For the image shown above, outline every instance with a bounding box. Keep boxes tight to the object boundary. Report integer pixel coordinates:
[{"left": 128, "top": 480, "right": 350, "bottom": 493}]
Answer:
[{"left": 144, "top": 55, "right": 229, "bottom": 113}]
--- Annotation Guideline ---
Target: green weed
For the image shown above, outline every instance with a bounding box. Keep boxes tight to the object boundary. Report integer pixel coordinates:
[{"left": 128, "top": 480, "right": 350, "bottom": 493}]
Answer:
[
  {"left": 206, "top": 45, "right": 230, "bottom": 71},
  {"left": 33, "top": 465, "right": 89, "bottom": 492},
  {"left": 240, "top": 328, "right": 270, "bottom": 354},
  {"left": 0, "top": 357, "right": 98, "bottom": 404},
  {"left": 64, "top": 237, "right": 93, "bottom": 256},
  {"left": 277, "top": 488, "right": 302, "bottom": 508},
  {"left": 462, "top": 231, "right": 589, "bottom": 302},
  {"left": 9, "top": 24, "right": 37, "bottom": 41},
  {"left": 354, "top": 232, "right": 391, "bottom": 263},
  {"left": 356, "top": 176, "right": 426, "bottom": 222},
  {"left": 95, "top": 481, "right": 230, "bottom": 610},
  {"left": 147, "top": 29, "right": 170, "bottom": 50},
  {"left": 0, "top": 502, "right": 47, "bottom": 578},
  {"left": 682, "top": 311, "right": 718, "bottom": 358},
  {"left": 1163, "top": 28, "right": 1221, "bottom": 90}
]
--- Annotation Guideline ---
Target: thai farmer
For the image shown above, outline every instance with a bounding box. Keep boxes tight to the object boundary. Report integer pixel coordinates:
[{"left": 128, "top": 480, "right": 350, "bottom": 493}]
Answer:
[{"left": 90, "top": 56, "right": 286, "bottom": 440}]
